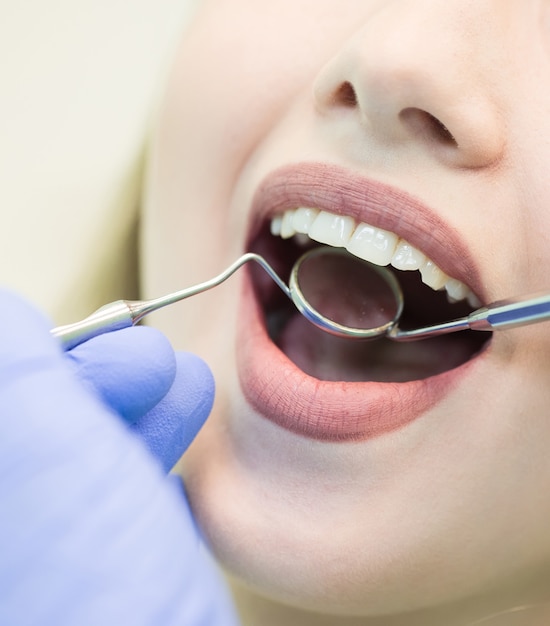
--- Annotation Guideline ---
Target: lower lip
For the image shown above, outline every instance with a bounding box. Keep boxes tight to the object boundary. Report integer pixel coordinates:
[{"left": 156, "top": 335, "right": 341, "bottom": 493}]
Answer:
[{"left": 237, "top": 276, "right": 481, "bottom": 442}]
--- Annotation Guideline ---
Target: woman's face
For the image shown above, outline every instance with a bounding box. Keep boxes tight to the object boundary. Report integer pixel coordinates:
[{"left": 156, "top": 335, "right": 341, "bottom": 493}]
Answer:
[{"left": 142, "top": 0, "right": 550, "bottom": 622}]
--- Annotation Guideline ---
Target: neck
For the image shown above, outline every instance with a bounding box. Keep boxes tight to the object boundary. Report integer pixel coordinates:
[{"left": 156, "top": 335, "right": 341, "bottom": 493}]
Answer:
[{"left": 229, "top": 579, "right": 550, "bottom": 626}]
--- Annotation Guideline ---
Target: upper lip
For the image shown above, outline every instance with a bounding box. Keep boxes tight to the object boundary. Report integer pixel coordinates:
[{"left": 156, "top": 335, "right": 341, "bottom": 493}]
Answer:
[{"left": 247, "top": 161, "right": 485, "bottom": 301}]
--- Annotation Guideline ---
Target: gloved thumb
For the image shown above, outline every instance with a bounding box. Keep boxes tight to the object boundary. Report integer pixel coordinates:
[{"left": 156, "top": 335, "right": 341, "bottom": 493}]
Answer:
[{"left": 66, "top": 326, "right": 177, "bottom": 424}]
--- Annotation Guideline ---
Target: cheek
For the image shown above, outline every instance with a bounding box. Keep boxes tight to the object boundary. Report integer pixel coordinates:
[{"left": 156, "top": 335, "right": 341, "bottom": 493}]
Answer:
[
  {"left": 146, "top": 3, "right": 327, "bottom": 286},
  {"left": 161, "top": 6, "right": 299, "bottom": 181},
  {"left": 159, "top": 0, "right": 377, "bottom": 194},
  {"left": 511, "top": 159, "right": 550, "bottom": 294}
]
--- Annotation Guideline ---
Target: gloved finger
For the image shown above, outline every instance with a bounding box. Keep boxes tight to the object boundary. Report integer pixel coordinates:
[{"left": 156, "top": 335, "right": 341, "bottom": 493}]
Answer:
[
  {"left": 131, "top": 352, "right": 215, "bottom": 473},
  {"left": 66, "top": 326, "right": 176, "bottom": 424}
]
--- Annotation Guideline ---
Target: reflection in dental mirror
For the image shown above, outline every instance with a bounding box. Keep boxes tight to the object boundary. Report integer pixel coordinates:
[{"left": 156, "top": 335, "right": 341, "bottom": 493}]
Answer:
[{"left": 289, "top": 247, "right": 403, "bottom": 339}]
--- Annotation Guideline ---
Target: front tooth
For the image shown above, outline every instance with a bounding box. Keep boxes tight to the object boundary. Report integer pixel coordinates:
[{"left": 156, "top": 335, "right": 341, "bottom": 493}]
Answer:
[
  {"left": 292, "top": 207, "right": 319, "bottom": 234},
  {"left": 346, "top": 223, "right": 398, "bottom": 266},
  {"left": 445, "top": 278, "right": 470, "bottom": 302},
  {"left": 420, "top": 259, "right": 448, "bottom": 290},
  {"left": 270, "top": 215, "right": 282, "bottom": 236},
  {"left": 309, "top": 211, "right": 355, "bottom": 247},
  {"left": 280, "top": 210, "right": 296, "bottom": 239},
  {"left": 467, "top": 291, "right": 482, "bottom": 308},
  {"left": 391, "top": 241, "right": 426, "bottom": 271}
]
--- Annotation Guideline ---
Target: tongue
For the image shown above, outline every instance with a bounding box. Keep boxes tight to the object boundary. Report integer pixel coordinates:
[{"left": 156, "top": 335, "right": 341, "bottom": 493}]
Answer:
[{"left": 276, "top": 313, "right": 480, "bottom": 382}]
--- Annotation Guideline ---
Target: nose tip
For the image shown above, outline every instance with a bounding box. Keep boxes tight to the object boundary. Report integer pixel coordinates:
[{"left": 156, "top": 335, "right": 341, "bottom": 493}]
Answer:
[{"left": 312, "top": 4, "right": 507, "bottom": 170}]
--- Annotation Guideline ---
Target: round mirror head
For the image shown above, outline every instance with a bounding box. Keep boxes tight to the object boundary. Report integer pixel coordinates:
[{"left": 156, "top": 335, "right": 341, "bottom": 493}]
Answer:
[{"left": 289, "top": 247, "right": 404, "bottom": 339}]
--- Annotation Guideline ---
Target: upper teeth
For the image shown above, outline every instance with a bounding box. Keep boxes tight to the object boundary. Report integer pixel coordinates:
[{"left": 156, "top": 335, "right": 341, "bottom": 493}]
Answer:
[{"left": 270, "top": 208, "right": 481, "bottom": 307}]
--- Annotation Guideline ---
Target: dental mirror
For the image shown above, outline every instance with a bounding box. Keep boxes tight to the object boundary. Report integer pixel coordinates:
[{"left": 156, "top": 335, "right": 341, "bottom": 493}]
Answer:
[
  {"left": 289, "top": 247, "right": 403, "bottom": 339},
  {"left": 51, "top": 247, "right": 403, "bottom": 350},
  {"left": 52, "top": 246, "right": 550, "bottom": 351}
]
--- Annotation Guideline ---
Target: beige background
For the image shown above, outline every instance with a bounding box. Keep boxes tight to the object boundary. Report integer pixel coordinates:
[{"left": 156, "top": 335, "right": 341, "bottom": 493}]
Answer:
[{"left": 0, "top": 0, "right": 196, "bottom": 324}]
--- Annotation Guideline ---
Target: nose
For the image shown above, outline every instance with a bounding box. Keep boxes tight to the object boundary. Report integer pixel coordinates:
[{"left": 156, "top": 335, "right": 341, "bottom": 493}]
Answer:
[{"left": 312, "top": 0, "right": 509, "bottom": 169}]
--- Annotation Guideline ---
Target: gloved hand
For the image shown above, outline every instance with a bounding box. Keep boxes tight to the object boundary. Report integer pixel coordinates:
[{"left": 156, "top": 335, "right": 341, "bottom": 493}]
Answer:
[{"left": 0, "top": 288, "right": 238, "bottom": 626}]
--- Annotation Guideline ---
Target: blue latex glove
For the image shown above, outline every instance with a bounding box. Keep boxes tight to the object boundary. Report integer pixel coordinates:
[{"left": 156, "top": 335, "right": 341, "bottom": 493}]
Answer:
[{"left": 0, "top": 289, "right": 238, "bottom": 626}]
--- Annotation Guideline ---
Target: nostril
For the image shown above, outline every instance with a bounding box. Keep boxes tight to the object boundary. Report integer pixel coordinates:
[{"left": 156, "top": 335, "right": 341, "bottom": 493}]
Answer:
[
  {"left": 332, "top": 81, "right": 358, "bottom": 108},
  {"left": 400, "top": 107, "right": 457, "bottom": 146},
  {"left": 425, "top": 112, "right": 456, "bottom": 145}
]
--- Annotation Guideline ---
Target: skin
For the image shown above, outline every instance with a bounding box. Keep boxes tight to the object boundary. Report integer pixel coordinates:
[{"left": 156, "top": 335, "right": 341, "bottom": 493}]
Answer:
[{"left": 141, "top": 1, "right": 550, "bottom": 624}]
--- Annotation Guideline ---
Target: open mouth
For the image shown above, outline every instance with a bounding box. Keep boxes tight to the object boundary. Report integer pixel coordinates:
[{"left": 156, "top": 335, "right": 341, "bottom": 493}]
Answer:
[
  {"left": 237, "top": 163, "right": 492, "bottom": 441},
  {"left": 248, "top": 208, "right": 491, "bottom": 384}
]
